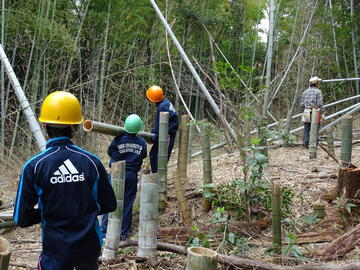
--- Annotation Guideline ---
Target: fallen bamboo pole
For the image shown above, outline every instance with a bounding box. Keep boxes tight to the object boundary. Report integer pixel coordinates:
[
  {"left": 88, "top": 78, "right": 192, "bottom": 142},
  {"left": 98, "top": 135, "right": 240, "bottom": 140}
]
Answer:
[
  {"left": 83, "top": 120, "right": 154, "bottom": 141},
  {"left": 149, "top": 0, "right": 238, "bottom": 144},
  {"left": 119, "top": 239, "right": 360, "bottom": 270},
  {"left": 0, "top": 44, "right": 46, "bottom": 151},
  {"left": 0, "top": 221, "right": 15, "bottom": 229}
]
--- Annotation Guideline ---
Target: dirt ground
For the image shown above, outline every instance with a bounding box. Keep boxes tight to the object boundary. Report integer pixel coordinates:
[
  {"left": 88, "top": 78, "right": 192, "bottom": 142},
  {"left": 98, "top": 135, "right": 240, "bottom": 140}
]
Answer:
[{"left": 2, "top": 136, "right": 360, "bottom": 269}]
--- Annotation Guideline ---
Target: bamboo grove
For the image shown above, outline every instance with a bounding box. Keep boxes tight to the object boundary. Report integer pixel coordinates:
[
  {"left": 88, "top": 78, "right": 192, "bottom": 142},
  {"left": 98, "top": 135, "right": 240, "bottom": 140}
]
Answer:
[{"left": 0, "top": 0, "right": 359, "bottom": 162}]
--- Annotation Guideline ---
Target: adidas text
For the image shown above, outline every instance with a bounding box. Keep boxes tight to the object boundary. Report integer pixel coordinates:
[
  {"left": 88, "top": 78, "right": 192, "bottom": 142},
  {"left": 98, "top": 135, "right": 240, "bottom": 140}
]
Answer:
[{"left": 50, "top": 173, "right": 85, "bottom": 184}]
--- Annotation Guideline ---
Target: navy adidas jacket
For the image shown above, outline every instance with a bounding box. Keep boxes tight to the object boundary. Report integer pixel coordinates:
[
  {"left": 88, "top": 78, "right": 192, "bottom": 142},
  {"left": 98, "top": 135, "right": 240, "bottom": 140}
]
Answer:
[
  {"left": 107, "top": 133, "right": 147, "bottom": 172},
  {"left": 152, "top": 98, "right": 179, "bottom": 141},
  {"left": 13, "top": 137, "right": 117, "bottom": 260}
]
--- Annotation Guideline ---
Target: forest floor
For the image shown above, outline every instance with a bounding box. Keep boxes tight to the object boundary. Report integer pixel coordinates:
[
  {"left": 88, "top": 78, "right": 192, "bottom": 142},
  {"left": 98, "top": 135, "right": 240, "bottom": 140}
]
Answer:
[{"left": 2, "top": 135, "right": 360, "bottom": 269}]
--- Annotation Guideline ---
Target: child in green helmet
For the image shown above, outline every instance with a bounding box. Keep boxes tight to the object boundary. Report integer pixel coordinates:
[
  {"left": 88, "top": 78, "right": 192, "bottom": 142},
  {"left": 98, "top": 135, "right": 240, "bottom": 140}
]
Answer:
[{"left": 101, "top": 114, "right": 147, "bottom": 240}]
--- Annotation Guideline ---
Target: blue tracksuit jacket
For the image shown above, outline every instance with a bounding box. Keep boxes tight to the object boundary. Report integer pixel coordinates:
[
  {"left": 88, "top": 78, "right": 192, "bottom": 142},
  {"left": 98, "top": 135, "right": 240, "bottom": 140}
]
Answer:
[
  {"left": 151, "top": 98, "right": 179, "bottom": 141},
  {"left": 13, "top": 137, "right": 117, "bottom": 260},
  {"left": 107, "top": 133, "right": 147, "bottom": 171}
]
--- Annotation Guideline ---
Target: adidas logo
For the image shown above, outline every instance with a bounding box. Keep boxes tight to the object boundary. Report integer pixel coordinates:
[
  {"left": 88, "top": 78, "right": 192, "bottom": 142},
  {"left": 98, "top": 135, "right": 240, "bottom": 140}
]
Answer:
[{"left": 50, "top": 159, "right": 85, "bottom": 184}]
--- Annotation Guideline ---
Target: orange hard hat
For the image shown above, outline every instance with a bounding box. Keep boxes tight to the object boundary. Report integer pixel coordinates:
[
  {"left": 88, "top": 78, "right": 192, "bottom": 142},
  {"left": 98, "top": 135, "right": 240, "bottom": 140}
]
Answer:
[{"left": 146, "top": 85, "right": 164, "bottom": 103}]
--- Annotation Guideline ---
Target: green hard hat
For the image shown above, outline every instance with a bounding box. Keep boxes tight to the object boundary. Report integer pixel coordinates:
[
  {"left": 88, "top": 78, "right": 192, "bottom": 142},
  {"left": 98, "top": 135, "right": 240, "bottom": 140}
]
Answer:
[{"left": 124, "top": 114, "right": 143, "bottom": 134}]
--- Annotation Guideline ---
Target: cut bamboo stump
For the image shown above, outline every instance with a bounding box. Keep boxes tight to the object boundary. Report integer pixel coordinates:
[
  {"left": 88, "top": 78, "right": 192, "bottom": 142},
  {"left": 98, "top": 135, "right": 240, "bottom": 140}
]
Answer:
[
  {"left": 200, "top": 120, "right": 212, "bottom": 212},
  {"left": 272, "top": 184, "right": 281, "bottom": 259},
  {"left": 102, "top": 161, "right": 126, "bottom": 261},
  {"left": 186, "top": 247, "right": 217, "bottom": 270},
  {"left": 137, "top": 173, "right": 159, "bottom": 258},
  {"left": 0, "top": 236, "right": 11, "bottom": 270},
  {"left": 158, "top": 112, "right": 169, "bottom": 212},
  {"left": 326, "top": 129, "right": 336, "bottom": 157},
  {"left": 174, "top": 115, "right": 191, "bottom": 224},
  {"left": 340, "top": 115, "right": 353, "bottom": 168}
]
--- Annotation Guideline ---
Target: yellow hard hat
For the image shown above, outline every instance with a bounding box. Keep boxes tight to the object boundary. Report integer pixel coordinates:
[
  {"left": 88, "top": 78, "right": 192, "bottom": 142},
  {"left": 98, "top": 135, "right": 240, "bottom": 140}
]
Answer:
[{"left": 39, "top": 91, "right": 84, "bottom": 125}]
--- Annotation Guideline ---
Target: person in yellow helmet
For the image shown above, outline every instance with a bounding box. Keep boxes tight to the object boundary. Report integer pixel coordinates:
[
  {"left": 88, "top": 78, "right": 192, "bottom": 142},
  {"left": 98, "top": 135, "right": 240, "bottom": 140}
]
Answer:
[
  {"left": 146, "top": 85, "right": 179, "bottom": 173},
  {"left": 13, "top": 91, "right": 116, "bottom": 270}
]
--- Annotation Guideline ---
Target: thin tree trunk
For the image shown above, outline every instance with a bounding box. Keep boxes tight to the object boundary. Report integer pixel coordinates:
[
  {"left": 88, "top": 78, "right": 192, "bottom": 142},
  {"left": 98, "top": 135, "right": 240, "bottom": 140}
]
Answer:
[
  {"left": 350, "top": 0, "right": 359, "bottom": 97},
  {"left": 262, "top": 0, "right": 275, "bottom": 117},
  {"left": 0, "top": 0, "right": 5, "bottom": 155},
  {"left": 62, "top": 0, "right": 90, "bottom": 90},
  {"left": 328, "top": 0, "right": 341, "bottom": 77},
  {"left": 97, "top": 2, "right": 111, "bottom": 122}
]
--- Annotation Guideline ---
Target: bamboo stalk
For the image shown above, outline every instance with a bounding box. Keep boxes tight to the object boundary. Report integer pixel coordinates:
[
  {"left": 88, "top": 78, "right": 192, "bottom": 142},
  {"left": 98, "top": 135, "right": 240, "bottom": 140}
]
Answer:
[
  {"left": 158, "top": 112, "right": 169, "bottom": 212},
  {"left": 200, "top": 121, "right": 212, "bottom": 212},
  {"left": 178, "top": 115, "right": 190, "bottom": 185},
  {"left": 83, "top": 120, "right": 153, "bottom": 141},
  {"left": 102, "top": 161, "right": 126, "bottom": 261},
  {"left": 340, "top": 116, "right": 353, "bottom": 168},
  {"left": 309, "top": 109, "right": 319, "bottom": 159},
  {"left": 0, "top": 236, "right": 11, "bottom": 270},
  {"left": 186, "top": 247, "right": 217, "bottom": 270},
  {"left": 326, "top": 129, "right": 336, "bottom": 157},
  {"left": 174, "top": 115, "right": 191, "bottom": 225},
  {"left": 137, "top": 173, "right": 159, "bottom": 258},
  {"left": 0, "top": 44, "right": 46, "bottom": 151},
  {"left": 0, "top": 221, "right": 15, "bottom": 229},
  {"left": 149, "top": 0, "right": 238, "bottom": 143},
  {"left": 272, "top": 184, "right": 281, "bottom": 256}
]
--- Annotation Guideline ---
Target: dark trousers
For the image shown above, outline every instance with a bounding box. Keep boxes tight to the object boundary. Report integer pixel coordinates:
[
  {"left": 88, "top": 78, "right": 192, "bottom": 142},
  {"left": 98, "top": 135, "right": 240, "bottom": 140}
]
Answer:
[
  {"left": 101, "top": 170, "right": 138, "bottom": 239},
  {"left": 303, "top": 122, "right": 320, "bottom": 147},
  {"left": 149, "top": 133, "right": 176, "bottom": 173},
  {"left": 38, "top": 253, "right": 98, "bottom": 270}
]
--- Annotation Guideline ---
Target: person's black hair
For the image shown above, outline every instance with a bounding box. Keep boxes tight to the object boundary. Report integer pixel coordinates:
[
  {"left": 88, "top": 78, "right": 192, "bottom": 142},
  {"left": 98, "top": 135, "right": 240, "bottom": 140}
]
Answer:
[
  {"left": 310, "top": 83, "right": 317, "bottom": 87},
  {"left": 46, "top": 125, "right": 75, "bottom": 139}
]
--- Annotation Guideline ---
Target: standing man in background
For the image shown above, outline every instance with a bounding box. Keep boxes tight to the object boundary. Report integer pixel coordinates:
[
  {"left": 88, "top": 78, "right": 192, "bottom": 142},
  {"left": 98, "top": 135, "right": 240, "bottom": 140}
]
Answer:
[
  {"left": 13, "top": 91, "right": 117, "bottom": 270},
  {"left": 300, "top": 76, "right": 324, "bottom": 148},
  {"left": 101, "top": 114, "right": 147, "bottom": 240},
  {"left": 146, "top": 85, "right": 179, "bottom": 173}
]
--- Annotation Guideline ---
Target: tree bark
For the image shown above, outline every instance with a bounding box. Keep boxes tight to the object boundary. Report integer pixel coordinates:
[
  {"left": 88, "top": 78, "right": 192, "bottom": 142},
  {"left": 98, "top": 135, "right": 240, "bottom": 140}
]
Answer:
[
  {"left": 312, "top": 223, "right": 360, "bottom": 261},
  {"left": 337, "top": 166, "right": 360, "bottom": 199}
]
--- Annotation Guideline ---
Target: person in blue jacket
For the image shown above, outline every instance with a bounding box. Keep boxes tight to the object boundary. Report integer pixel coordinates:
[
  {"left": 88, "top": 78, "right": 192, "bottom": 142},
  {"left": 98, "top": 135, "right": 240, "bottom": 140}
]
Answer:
[
  {"left": 101, "top": 114, "right": 147, "bottom": 240},
  {"left": 13, "top": 91, "right": 117, "bottom": 270},
  {"left": 146, "top": 85, "right": 179, "bottom": 173}
]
